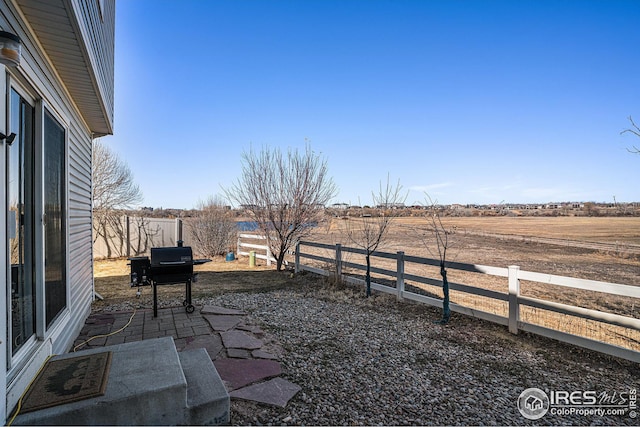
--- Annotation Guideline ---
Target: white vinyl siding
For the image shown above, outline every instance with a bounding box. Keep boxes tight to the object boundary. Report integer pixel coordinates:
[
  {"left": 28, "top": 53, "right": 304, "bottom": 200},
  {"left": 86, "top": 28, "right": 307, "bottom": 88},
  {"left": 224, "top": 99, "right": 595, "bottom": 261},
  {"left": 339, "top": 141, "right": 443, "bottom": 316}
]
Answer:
[
  {"left": 72, "top": 0, "right": 115, "bottom": 124},
  {"left": 2, "top": 0, "right": 114, "bottom": 416}
]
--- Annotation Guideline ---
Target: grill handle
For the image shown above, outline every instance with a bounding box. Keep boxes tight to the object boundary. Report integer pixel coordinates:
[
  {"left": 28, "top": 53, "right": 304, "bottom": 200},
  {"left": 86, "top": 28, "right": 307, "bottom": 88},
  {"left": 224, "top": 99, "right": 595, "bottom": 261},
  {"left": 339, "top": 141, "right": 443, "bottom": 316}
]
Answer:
[{"left": 159, "top": 261, "right": 188, "bottom": 265}]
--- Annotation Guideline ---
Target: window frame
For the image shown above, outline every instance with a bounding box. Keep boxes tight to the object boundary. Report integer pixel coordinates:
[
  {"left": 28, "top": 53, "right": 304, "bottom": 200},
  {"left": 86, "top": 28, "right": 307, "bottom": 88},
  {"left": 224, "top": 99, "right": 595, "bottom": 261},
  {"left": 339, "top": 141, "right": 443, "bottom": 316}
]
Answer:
[
  {"left": 6, "top": 78, "right": 39, "bottom": 376},
  {"left": 5, "top": 78, "right": 71, "bottom": 377},
  {"left": 40, "top": 103, "right": 70, "bottom": 329}
]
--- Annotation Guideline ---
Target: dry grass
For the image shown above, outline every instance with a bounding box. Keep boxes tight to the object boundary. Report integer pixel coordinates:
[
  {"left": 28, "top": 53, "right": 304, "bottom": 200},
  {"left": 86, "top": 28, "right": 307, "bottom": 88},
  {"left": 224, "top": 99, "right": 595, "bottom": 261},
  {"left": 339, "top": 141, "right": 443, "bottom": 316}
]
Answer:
[
  {"left": 92, "top": 256, "right": 292, "bottom": 311},
  {"left": 393, "top": 216, "right": 640, "bottom": 244}
]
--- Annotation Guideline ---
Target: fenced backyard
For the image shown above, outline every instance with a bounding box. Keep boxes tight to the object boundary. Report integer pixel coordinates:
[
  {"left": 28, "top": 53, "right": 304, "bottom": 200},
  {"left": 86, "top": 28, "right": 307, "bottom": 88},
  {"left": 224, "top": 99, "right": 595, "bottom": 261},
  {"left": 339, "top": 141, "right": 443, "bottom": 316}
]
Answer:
[
  {"left": 293, "top": 240, "right": 640, "bottom": 363},
  {"left": 93, "top": 217, "right": 640, "bottom": 362}
]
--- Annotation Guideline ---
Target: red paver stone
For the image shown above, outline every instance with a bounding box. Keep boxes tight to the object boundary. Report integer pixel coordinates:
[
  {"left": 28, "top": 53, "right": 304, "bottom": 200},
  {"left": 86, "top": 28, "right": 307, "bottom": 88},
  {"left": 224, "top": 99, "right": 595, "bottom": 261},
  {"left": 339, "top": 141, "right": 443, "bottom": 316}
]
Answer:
[
  {"left": 236, "top": 324, "right": 264, "bottom": 335},
  {"left": 213, "top": 359, "right": 282, "bottom": 390},
  {"left": 227, "top": 348, "right": 252, "bottom": 359},
  {"left": 220, "top": 330, "right": 263, "bottom": 349},
  {"left": 201, "top": 305, "right": 246, "bottom": 315},
  {"left": 230, "top": 377, "right": 301, "bottom": 408},
  {"left": 251, "top": 349, "right": 279, "bottom": 360},
  {"left": 204, "top": 315, "right": 243, "bottom": 331}
]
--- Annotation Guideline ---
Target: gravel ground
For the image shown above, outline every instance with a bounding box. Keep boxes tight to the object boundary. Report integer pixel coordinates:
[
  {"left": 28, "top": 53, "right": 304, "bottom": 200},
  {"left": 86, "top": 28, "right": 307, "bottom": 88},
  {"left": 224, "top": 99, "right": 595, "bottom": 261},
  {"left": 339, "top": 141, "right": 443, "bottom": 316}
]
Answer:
[
  {"left": 95, "top": 274, "right": 639, "bottom": 426},
  {"left": 188, "top": 274, "right": 637, "bottom": 426}
]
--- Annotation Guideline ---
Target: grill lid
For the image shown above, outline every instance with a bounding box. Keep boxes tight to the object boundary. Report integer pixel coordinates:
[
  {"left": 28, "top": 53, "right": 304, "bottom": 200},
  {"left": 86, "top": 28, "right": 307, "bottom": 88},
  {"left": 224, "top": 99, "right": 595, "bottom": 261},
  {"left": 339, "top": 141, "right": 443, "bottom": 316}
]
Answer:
[{"left": 150, "top": 246, "right": 193, "bottom": 267}]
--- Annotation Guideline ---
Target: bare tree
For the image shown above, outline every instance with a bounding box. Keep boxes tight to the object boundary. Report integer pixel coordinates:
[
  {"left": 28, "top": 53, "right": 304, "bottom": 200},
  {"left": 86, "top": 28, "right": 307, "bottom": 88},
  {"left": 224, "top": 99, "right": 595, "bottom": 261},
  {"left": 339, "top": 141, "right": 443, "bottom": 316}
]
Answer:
[
  {"left": 621, "top": 116, "right": 640, "bottom": 154},
  {"left": 93, "top": 140, "right": 143, "bottom": 210},
  {"left": 225, "top": 145, "right": 337, "bottom": 271},
  {"left": 187, "top": 195, "right": 237, "bottom": 258},
  {"left": 345, "top": 176, "right": 406, "bottom": 297},
  {"left": 416, "top": 196, "right": 454, "bottom": 323},
  {"left": 92, "top": 140, "right": 143, "bottom": 257},
  {"left": 583, "top": 202, "right": 600, "bottom": 217}
]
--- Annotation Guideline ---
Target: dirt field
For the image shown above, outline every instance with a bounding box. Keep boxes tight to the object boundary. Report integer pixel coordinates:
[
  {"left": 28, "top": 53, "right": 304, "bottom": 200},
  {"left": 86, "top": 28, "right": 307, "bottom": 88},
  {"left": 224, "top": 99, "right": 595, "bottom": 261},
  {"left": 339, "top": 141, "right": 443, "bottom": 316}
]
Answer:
[
  {"left": 395, "top": 216, "right": 640, "bottom": 244},
  {"left": 311, "top": 217, "right": 640, "bottom": 283}
]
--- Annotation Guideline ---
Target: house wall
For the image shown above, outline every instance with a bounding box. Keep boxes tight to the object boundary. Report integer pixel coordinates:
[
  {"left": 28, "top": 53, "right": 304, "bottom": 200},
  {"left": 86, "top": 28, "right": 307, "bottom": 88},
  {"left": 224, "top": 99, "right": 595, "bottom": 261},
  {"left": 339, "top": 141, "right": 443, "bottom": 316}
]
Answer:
[
  {"left": 71, "top": 0, "right": 115, "bottom": 130},
  {"left": 1, "top": 0, "right": 114, "bottom": 420}
]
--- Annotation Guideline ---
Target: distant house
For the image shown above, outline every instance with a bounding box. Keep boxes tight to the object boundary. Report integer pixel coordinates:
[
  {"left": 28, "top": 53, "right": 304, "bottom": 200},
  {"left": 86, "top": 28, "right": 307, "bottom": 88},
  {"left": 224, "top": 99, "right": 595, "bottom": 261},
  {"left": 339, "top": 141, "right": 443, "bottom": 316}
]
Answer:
[{"left": 0, "top": 0, "right": 114, "bottom": 421}]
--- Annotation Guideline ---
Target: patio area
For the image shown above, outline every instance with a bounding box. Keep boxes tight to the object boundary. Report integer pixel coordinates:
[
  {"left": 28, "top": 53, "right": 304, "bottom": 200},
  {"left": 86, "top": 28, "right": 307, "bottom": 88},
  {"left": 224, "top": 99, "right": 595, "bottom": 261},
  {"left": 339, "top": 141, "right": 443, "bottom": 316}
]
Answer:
[{"left": 72, "top": 305, "right": 301, "bottom": 409}]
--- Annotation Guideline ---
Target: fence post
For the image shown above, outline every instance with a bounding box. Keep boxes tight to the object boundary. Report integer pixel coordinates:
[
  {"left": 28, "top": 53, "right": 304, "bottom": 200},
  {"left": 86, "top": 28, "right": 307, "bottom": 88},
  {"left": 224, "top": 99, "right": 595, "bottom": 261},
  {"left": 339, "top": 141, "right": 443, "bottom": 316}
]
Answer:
[
  {"left": 396, "top": 251, "right": 405, "bottom": 301},
  {"left": 335, "top": 244, "right": 342, "bottom": 282},
  {"left": 263, "top": 235, "right": 271, "bottom": 266},
  {"left": 294, "top": 241, "right": 301, "bottom": 273},
  {"left": 126, "top": 216, "right": 131, "bottom": 258},
  {"left": 237, "top": 234, "right": 241, "bottom": 257},
  {"left": 175, "top": 218, "right": 183, "bottom": 244},
  {"left": 266, "top": 243, "right": 272, "bottom": 267},
  {"left": 508, "top": 265, "right": 520, "bottom": 334}
]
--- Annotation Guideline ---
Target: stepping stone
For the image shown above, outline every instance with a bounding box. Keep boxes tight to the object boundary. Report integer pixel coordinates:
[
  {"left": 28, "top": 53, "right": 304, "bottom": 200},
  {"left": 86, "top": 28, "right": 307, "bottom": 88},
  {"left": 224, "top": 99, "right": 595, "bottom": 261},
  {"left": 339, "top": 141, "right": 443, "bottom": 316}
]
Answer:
[
  {"left": 236, "top": 324, "right": 264, "bottom": 336},
  {"left": 202, "top": 305, "right": 246, "bottom": 316},
  {"left": 230, "top": 377, "right": 301, "bottom": 408},
  {"left": 251, "top": 349, "right": 279, "bottom": 360},
  {"left": 179, "top": 335, "right": 224, "bottom": 360},
  {"left": 213, "top": 359, "right": 281, "bottom": 390},
  {"left": 227, "top": 348, "right": 252, "bottom": 359},
  {"left": 221, "top": 330, "right": 263, "bottom": 350},
  {"left": 204, "top": 315, "right": 243, "bottom": 331}
]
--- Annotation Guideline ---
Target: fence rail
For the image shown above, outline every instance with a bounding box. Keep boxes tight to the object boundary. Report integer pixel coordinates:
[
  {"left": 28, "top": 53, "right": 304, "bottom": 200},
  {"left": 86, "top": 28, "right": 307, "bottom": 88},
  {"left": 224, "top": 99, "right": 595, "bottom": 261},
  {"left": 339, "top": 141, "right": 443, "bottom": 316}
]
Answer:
[
  {"left": 237, "top": 234, "right": 276, "bottom": 266},
  {"left": 294, "top": 240, "right": 640, "bottom": 363}
]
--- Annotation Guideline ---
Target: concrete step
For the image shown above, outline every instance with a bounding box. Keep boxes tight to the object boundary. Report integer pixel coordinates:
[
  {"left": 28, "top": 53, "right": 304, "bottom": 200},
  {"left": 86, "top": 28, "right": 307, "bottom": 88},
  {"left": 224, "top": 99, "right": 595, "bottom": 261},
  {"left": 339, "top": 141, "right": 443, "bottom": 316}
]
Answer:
[
  {"left": 13, "top": 336, "right": 229, "bottom": 426},
  {"left": 179, "top": 349, "right": 229, "bottom": 425}
]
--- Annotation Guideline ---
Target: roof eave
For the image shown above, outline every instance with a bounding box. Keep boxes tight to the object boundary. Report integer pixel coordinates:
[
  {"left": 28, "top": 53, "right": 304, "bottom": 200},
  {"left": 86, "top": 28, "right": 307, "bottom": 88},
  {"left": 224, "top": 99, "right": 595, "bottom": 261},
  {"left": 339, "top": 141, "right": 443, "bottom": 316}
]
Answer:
[{"left": 16, "top": 0, "right": 114, "bottom": 136}]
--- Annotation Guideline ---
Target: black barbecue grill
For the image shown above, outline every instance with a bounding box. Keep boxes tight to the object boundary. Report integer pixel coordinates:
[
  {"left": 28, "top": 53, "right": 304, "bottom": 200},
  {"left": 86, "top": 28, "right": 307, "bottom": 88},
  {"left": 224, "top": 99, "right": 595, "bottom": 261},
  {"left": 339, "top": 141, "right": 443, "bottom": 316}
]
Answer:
[{"left": 129, "top": 242, "right": 210, "bottom": 317}]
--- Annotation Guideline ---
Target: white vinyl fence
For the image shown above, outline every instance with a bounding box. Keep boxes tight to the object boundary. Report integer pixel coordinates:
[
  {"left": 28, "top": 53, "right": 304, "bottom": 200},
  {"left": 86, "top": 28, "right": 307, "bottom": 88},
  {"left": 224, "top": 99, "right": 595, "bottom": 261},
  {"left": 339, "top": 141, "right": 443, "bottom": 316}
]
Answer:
[
  {"left": 93, "top": 216, "right": 187, "bottom": 259},
  {"left": 294, "top": 241, "right": 640, "bottom": 363},
  {"left": 236, "top": 234, "right": 277, "bottom": 266},
  {"left": 94, "top": 217, "right": 268, "bottom": 260}
]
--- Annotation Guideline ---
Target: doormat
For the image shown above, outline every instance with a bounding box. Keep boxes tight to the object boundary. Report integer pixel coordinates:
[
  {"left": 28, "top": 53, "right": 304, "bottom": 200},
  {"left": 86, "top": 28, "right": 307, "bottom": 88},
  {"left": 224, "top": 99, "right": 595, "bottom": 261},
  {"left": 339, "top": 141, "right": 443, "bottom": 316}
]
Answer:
[{"left": 20, "top": 351, "right": 112, "bottom": 413}]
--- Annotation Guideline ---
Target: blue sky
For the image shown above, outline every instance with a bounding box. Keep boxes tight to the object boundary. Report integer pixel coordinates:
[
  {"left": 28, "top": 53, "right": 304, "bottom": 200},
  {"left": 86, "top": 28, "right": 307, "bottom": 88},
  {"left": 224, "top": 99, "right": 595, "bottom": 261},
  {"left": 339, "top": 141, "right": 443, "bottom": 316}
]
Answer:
[{"left": 106, "top": 0, "right": 640, "bottom": 209}]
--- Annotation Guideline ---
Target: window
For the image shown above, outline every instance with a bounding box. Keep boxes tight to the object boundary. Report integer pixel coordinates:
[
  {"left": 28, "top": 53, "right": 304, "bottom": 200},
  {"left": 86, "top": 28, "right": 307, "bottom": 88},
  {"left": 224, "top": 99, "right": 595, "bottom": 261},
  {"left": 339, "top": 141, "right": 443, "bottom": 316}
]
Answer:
[
  {"left": 43, "top": 110, "right": 67, "bottom": 327},
  {"left": 8, "top": 89, "right": 36, "bottom": 355},
  {"left": 7, "top": 86, "right": 69, "bottom": 359}
]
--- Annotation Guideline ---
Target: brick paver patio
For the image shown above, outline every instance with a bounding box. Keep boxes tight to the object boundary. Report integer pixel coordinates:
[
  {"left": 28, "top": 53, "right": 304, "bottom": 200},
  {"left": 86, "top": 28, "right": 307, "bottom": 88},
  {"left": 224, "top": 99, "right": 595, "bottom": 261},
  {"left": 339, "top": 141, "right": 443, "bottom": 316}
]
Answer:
[{"left": 73, "top": 305, "right": 300, "bottom": 408}]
